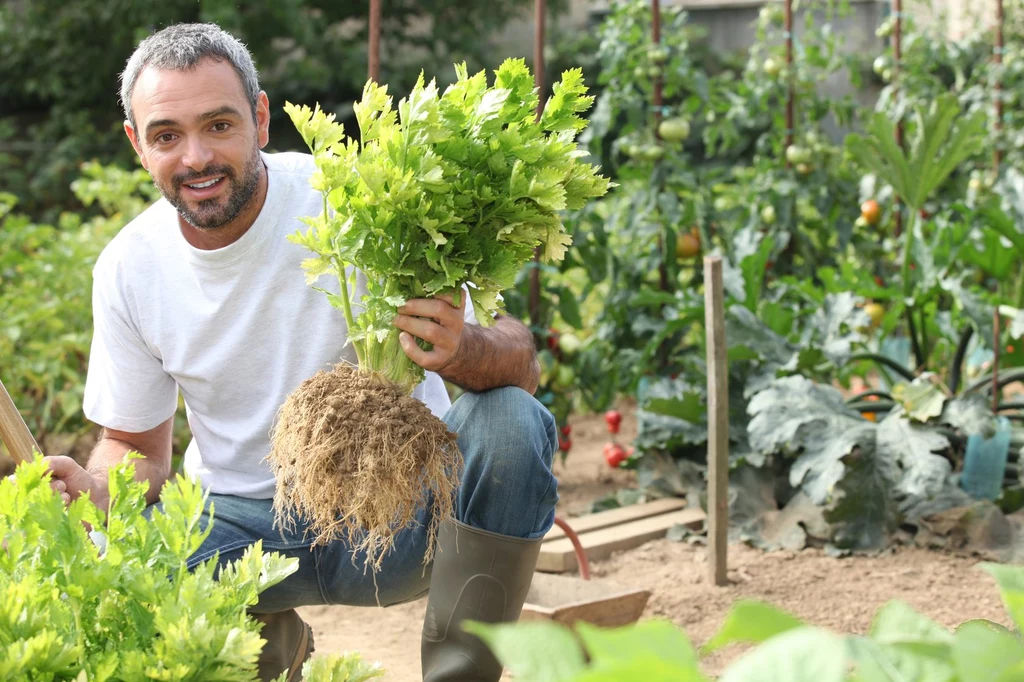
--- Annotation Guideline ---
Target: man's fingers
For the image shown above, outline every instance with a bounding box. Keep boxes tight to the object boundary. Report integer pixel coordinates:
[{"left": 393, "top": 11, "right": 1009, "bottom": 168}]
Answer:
[{"left": 393, "top": 314, "right": 449, "bottom": 347}]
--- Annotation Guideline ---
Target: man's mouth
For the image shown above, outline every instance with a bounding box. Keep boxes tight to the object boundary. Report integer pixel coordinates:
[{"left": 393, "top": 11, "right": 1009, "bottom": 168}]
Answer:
[{"left": 185, "top": 177, "right": 224, "bottom": 190}]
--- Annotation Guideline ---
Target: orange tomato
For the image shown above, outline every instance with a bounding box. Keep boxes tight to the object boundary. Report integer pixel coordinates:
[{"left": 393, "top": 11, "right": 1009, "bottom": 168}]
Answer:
[{"left": 861, "top": 199, "right": 881, "bottom": 225}]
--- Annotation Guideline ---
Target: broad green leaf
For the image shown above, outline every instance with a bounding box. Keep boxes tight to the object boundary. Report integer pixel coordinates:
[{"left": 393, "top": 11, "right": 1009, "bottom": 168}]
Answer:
[
  {"left": 981, "top": 564, "right": 1024, "bottom": 632},
  {"left": 572, "top": 655, "right": 707, "bottom": 682},
  {"left": 576, "top": 620, "right": 697, "bottom": 668},
  {"left": 644, "top": 393, "right": 704, "bottom": 423},
  {"left": 463, "top": 621, "right": 586, "bottom": 682},
  {"left": 719, "top": 627, "right": 846, "bottom": 682},
  {"left": 746, "top": 376, "right": 872, "bottom": 503},
  {"left": 703, "top": 601, "right": 805, "bottom": 653},
  {"left": 871, "top": 601, "right": 953, "bottom": 649},
  {"left": 952, "top": 620, "right": 1024, "bottom": 681},
  {"left": 876, "top": 414, "right": 952, "bottom": 502},
  {"left": 558, "top": 286, "right": 584, "bottom": 329},
  {"left": 890, "top": 379, "right": 947, "bottom": 423}
]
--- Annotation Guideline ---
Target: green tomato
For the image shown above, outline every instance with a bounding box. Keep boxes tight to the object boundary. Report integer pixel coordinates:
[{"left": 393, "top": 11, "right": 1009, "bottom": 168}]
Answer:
[
  {"left": 876, "top": 17, "right": 894, "bottom": 38},
  {"left": 633, "top": 65, "right": 648, "bottom": 80},
  {"left": 647, "top": 65, "right": 663, "bottom": 79},
  {"left": 554, "top": 364, "right": 576, "bottom": 390},
  {"left": 873, "top": 55, "right": 890, "bottom": 76},
  {"left": 642, "top": 145, "right": 665, "bottom": 161},
  {"left": 760, "top": 205, "right": 777, "bottom": 225},
  {"left": 648, "top": 46, "right": 670, "bottom": 64},
  {"left": 764, "top": 57, "right": 783, "bottom": 78},
  {"left": 881, "top": 68, "right": 893, "bottom": 83},
  {"left": 658, "top": 117, "right": 691, "bottom": 142},
  {"left": 558, "top": 333, "right": 582, "bottom": 356},
  {"left": 785, "top": 145, "right": 811, "bottom": 165},
  {"left": 713, "top": 197, "right": 733, "bottom": 212},
  {"left": 622, "top": 143, "right": 640, "bottom": 158}
]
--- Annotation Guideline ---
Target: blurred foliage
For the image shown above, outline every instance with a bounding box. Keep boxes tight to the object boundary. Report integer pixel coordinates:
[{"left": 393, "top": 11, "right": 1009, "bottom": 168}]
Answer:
[{"left": 0, "top": 0, "right": 561, "bottom": 220}]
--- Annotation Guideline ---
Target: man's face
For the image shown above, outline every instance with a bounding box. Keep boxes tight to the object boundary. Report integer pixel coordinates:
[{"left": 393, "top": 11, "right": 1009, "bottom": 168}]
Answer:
[{"left": 125, "top": 58, "right": 270, "bottom": 230}]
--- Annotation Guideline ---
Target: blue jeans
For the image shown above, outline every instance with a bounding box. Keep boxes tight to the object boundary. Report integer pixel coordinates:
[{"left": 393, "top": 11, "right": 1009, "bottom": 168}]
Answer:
[{"left": 149, "top": 387, "right": 558, "bottom": 613}]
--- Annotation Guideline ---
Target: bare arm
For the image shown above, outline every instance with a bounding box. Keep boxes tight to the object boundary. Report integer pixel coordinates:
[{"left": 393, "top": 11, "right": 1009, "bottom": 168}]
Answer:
[
  {"left": 439, "top": 315, "right": 540, "bottom": 394},
  {"left": 46, "top": 416, "right": 174, "bottom": 511}
]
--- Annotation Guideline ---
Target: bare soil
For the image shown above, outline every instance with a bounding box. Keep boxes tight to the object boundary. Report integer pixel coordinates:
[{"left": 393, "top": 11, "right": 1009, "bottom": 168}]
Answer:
[{"left": 297, "top": 407, "right": 1011, "bottom": 680}]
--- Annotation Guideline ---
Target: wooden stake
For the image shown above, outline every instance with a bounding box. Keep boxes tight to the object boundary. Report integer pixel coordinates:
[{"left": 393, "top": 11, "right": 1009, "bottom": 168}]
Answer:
[
  {"left": 0, "top": 379, "right": 40, "bottom": 464},
  {"left": 784, "top": 0, "right": 794, "bottom": 156},
  {"left": 893, "top": 0, "right": 904, "bottom": 237},
  {"left": 995, "top": 0, "right": 1005, "bottom": 170},
  {"left": 368, "top": 0, "right": 381, "bottom": 83},
  {"left": 527, "top": 0, "right": 547, "bottom": 337},
  {"left": 704, "top": 256, "right": 729, "bottom": 587}
]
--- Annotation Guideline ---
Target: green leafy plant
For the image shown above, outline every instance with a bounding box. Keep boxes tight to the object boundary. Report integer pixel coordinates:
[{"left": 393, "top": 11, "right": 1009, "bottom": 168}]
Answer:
[
  {"left": 285, "top": 58, "right": 610, "bottom": 391},
  {"left": 0, "top": 454, "right": 382, "bottom": 681},
  {"left": 469, "top": 561, "right": 1024, "bottom": 681},
  {"left": 0, "top": 164, "right": 158, "bottom": 451}
]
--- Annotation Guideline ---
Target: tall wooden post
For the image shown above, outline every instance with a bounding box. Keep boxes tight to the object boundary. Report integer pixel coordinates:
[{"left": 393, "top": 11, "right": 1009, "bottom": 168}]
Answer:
[
  {"left": 784, "top": 0, "right": 794, "bottom": 156},
  {"left": 527, "top": 0, "right": 547, "bottom": 336},
  {"left": 368, "top": 0, "right": 381, "bottom": 83},
  {"left": 995, "top": 0, "right": 1005, "bottom": 170},
  {"left": 893, "top": 0, "right": 904, "bottom": 237},
  {"left": 704, "top": 257, "right": 729, "bottom": 587}
]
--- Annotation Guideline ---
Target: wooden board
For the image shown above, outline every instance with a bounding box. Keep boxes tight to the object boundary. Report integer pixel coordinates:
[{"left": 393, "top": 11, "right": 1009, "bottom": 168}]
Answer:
[
  {"left": 537, "top": 507, "right": 706, "bottom": 573},
  {"left": 521, "top": 573, "right": 651, "bottom": 628},
  {"left": 543, "top": 497, "right": 687, "bottom": 542}
]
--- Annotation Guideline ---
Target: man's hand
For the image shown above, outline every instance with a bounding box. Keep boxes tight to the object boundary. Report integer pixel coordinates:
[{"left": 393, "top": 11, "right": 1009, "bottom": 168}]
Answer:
[
  {"left": 393, "top": 294, "right": 466, "bottom": 373},
  {"left": 43, "top": 456, "right": 107, "bottom": 509}
]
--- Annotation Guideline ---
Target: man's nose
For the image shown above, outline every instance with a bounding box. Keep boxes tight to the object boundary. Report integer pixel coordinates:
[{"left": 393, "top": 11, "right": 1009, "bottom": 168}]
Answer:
[{"left": 181, "top": 135, "right": 215, "bottom": 172}]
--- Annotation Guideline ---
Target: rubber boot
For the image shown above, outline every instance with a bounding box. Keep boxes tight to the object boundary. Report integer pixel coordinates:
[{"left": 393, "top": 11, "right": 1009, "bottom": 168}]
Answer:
[
  {"left": 252, "top": 609, "right": 315, "bottom": 682},
  {"left": 421, "top": 518, "right": 543, "bottom": 682}
]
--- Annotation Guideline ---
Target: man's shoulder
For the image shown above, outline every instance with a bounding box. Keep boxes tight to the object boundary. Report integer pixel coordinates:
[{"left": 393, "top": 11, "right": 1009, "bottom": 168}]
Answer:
[
  {"left": 93, "top": 198, "right": 174, "bottom": 279},
  {"left": 263, "top": 151, "right": 316, "bottom": 180}
]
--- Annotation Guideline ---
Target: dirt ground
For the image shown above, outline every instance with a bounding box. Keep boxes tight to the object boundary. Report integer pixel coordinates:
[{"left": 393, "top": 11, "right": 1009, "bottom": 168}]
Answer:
[{"left": 300, "top": 408, "right": 1011, "bottom": 680}]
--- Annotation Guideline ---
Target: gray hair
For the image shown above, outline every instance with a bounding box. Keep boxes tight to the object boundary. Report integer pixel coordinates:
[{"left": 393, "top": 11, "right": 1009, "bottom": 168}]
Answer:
[{"left": 119, "top": 23, "right": 260, "bottom": 131}]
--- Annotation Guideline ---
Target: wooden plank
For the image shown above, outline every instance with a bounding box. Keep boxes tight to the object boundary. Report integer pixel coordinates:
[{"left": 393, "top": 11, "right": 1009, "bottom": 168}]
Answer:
[
  {"left": 704, "top": 256, "right": 729, "bottom": 586},
  {"left": 537, "top": 508, "right": 705, "bottom": 573},
  {"left": 0, "top": 379, "right": 39, "bottom": 464},
  {"left": 543, "top": 498, "right": 687, "bottom": 542}
]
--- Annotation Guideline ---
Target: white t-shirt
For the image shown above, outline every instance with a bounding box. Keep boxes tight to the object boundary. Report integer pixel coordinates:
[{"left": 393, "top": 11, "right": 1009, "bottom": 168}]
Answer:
[{"left": 83, "top": 151, "right": 471, "bottom": 498}]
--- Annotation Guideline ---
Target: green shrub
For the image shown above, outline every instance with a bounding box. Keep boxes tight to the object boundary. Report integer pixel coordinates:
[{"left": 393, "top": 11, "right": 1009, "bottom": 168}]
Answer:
[{"left": 0, "top": 454, "right": 383, "bottom": 681}]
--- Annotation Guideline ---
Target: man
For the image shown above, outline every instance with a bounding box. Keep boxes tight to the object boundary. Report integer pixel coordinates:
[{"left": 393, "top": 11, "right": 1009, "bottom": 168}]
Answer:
[{"left": 44, "top": 22, "right": 558, "bottom": 682}]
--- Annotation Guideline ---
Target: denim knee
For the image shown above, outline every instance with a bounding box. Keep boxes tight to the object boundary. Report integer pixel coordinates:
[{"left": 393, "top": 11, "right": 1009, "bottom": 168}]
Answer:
[{"left": 443, "top": 386, "right": 559, "bottom": 539}]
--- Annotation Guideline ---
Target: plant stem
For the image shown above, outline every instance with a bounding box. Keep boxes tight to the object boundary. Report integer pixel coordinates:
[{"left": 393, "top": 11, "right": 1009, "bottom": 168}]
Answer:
[
  {"left": 333, "top": 255, "right": 364, "bottom": 367},
  {"left": 949, "top": 325, "right": 974, "bottom": 394},
  {"left": 846, "top": 390, "right": 895, "bottom": 403},
  {"left": 905, "top": 306, "right": 925, "bottom": 371},
  {"left": 846, "top": 352, "right": 916, "bottom": 382}
]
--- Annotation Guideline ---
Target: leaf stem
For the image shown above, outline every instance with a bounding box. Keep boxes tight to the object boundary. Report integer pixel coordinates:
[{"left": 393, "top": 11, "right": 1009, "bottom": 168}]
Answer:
[
  {"left": 846, "top": 352, "right": 916, "bottom": 382},
  {"left": 949, "top": 325, "right": 974, "bottom": 394}
]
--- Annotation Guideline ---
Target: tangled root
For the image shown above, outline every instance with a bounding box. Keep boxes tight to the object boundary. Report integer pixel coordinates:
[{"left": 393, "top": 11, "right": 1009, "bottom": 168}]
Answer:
[{"left": 267, "top": 363, "right": 462, "bottom": 570}]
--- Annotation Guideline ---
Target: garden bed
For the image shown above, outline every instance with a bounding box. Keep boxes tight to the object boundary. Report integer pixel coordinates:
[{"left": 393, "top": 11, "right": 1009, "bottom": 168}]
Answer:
[{"left": 297, "top": 408, "right": 1009, "bottom": 680}]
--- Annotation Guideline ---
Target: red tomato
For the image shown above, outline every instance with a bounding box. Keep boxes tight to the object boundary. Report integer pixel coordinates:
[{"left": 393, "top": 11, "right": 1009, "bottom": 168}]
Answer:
[{"left": 604, "top": 410, "right": 622, "bottom": 434}]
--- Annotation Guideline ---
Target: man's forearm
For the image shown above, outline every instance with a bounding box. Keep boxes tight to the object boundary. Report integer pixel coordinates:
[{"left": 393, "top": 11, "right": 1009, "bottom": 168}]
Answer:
[
  {"left": 440, "top": 315, "right": 540, "bottom": 394},
  {"left": 87, "top": 437, "right": 171, "bottom": 508}
]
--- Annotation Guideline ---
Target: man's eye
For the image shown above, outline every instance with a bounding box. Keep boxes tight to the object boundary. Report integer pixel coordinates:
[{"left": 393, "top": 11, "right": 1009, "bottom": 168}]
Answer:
[
  {"left": 156, "top": 133, "right": 175, "bottom": 144},
  {"left": 212, "top": 122, "right": 230, "bottom": 132}
]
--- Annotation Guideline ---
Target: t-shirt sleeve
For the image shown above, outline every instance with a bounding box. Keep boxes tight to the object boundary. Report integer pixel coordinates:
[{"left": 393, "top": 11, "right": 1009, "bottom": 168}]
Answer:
[{"left": 82, "top": 256, "right": 178, "bottom": 433}]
